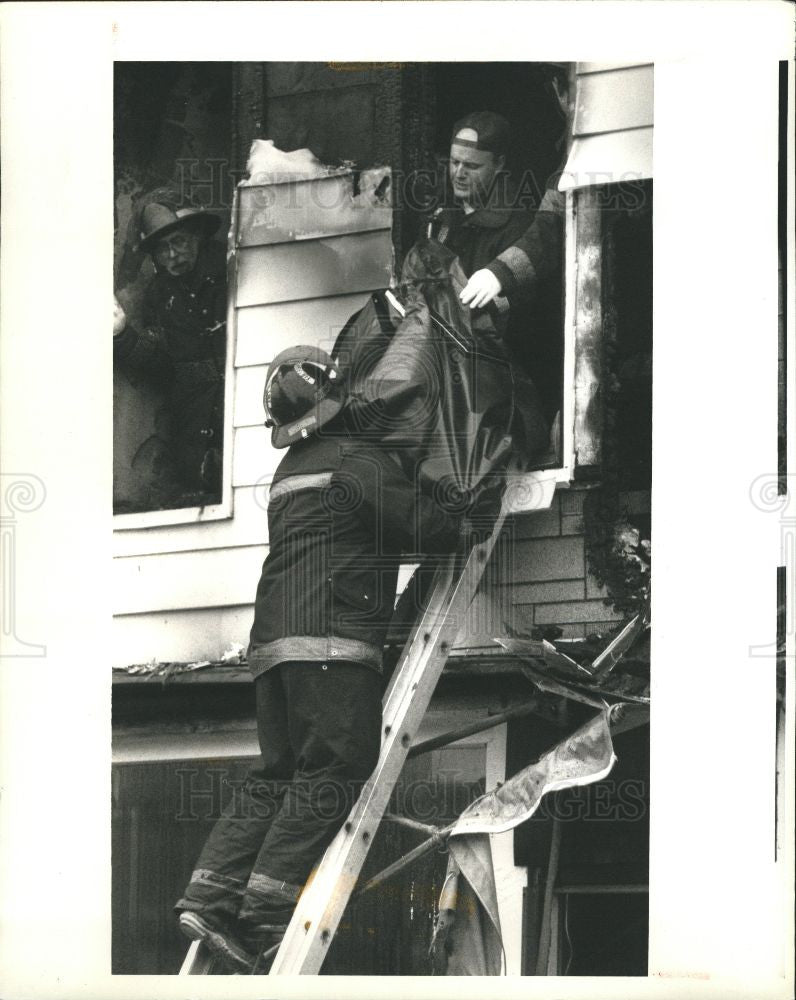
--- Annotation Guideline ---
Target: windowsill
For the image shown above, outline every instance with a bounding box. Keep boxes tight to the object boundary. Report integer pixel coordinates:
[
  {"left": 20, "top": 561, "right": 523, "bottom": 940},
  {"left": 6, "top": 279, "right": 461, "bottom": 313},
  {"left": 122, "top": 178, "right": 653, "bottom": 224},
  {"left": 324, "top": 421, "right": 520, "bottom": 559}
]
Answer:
[
  {"left": 503, "top": 465, "right": 574, "bottom": 515},
  {"left": 113, "top": 496, "right": 233, "bottom": 531}
]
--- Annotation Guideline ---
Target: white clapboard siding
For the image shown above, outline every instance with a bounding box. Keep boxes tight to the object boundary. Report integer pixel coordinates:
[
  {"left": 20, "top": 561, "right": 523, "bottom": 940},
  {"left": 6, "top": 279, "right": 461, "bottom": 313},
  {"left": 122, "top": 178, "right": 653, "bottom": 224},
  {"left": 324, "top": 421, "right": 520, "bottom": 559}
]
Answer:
[
  {"left": 113, "top": 559, "right": 430, "bottom": 666},
  {"left": 113, "top": 173, "right": 394, "bottom": 656},
  {"left": 113, "top": 485, "right": 269, "bottom": 559},
  {"left": 560, "top": 129, "right": 653, "bottom": 191},
  {"left": 235, "top": 293, "right": 369, "bottom": 368},
  {"left": 237, "top": 171, "right": 391, "bottom": 247},
  {"left": 573, "top": 64, "right": 653, "bottom": 136},
  {"left": 112, "top": 604, "right": 256, "bottom": 667},
  {"left": 114, "top": 544, "right": 267, "bottom": 616},
  {"left": 234, "top": 365, "right": 268, "bottom": 427},
  {"left": 235, "top": 232, "right": 393, "bottom": 308},
  {"left": 232, "top": 424, "right": 283, "bottom": 488},
  {"left": 560, "top": 62, "right": 653, "bottom": 191}
]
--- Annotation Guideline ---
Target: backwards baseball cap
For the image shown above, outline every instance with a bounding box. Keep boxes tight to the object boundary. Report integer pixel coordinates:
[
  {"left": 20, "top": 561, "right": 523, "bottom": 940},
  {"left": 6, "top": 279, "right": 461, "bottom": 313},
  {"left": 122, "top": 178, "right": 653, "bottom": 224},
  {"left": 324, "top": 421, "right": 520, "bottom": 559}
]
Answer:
[
  {"left": 263, "top": 345, "right": 347, "bottom": 448},
  {"left": 450, "top": 110, "right": 511, "bottom": 157}
]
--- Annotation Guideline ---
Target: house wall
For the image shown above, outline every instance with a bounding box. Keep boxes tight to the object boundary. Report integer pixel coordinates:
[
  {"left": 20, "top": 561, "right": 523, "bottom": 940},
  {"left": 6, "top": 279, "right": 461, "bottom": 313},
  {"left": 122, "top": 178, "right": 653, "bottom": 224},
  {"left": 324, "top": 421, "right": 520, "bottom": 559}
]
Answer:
[
  {"left": 560, "top": 61, "right": 653, "bottom": 190},
  {"left": 111, "top": 64, "right": 409, "bottom": 664},
  {"left": 112, "top": 183, "right": 392, "bottom": 664},
  {"left": 110, "top": 62, "right": 654, "bottom": 978},
  {"left": 112, "top": 62, "right": 651, "bottom": 665}
]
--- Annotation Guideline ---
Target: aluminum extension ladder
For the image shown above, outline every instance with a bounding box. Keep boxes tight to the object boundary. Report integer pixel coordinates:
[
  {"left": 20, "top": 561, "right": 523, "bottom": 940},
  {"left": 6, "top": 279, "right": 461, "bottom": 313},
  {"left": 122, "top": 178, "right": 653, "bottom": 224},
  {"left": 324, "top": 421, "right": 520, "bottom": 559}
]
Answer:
[{"left": 180, "top": 515, "right": 504, "bottom": 976}]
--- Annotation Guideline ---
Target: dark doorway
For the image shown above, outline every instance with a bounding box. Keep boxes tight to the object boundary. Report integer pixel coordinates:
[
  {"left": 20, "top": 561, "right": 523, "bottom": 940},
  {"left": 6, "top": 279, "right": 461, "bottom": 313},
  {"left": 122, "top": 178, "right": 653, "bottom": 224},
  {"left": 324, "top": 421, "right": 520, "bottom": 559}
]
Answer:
[{"left": 432, "top": 62, "right": 567, "bottom": 207}]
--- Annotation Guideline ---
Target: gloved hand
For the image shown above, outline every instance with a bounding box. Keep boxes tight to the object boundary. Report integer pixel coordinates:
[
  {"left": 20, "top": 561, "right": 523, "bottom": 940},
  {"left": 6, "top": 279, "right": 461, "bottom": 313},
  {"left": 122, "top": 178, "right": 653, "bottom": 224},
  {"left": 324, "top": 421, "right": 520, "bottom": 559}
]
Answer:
[{"left": 459, "top": 269, "right": 503, "bottom": 309}]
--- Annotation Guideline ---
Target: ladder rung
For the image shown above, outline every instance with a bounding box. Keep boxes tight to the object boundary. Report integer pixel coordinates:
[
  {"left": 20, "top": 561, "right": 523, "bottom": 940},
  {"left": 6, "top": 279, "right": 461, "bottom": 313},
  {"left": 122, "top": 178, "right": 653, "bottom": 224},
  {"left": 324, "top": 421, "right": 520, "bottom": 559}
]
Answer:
[
  {"left": 382, "top": 812, "right": 441, "bottom": 837},
  {"left": 269, "top": 522, "right": 504, "bottom": 974}
]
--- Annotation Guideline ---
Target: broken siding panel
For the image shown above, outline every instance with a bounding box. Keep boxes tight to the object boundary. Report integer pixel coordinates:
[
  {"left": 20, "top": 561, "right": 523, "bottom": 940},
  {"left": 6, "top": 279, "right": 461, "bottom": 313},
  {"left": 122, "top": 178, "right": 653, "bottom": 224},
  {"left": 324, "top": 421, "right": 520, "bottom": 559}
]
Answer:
[
  {"left": 574, "top": 65, "right": 653, "bottom": 136},
  {"left": 235, "top": 231, "right": 393, "bottom": 307},
  {"left": 113, "top": 544, "right": 266, "bottom": 616},
  {"left": 235, "top": 293, "right": 369, "bottom": 367},
  {"left": 237, "top": 173, "right": 391, "bottom": 246}
]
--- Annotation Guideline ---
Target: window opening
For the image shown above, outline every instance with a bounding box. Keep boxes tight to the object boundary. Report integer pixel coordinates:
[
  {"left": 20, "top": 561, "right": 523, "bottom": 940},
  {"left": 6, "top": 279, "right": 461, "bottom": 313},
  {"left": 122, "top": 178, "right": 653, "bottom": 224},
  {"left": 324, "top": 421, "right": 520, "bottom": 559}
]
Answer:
[
  {"left": 425, "top": 63, "right": 570, "bottom": 467},
  {"left": 113, "top": 62, "right": 234, "bottom": 517}
]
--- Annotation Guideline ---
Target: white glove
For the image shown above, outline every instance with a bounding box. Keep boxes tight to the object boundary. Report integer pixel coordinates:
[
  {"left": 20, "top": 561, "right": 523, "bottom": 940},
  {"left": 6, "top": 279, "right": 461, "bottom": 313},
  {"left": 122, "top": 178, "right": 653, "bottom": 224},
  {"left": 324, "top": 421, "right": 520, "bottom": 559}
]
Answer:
[
  {"left": 113, "top": 296, "right": 127, "bottom": 336},
  {"left": 459, "top": 269, "right": 502, "bottom": 309}
]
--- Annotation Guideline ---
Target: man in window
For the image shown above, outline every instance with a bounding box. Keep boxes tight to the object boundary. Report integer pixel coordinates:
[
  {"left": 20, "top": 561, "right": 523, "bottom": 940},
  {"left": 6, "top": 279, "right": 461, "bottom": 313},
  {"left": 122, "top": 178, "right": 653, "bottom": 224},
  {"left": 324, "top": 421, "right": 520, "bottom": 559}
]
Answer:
[
  {"left": 174, "top": 345, "right": 499, "bottom": 973},
  {"left": 113, "top": 202, "right": 227, "bottom": 506},
  {"left": 427, "top": 107, "right": 564, "bottom": 434},
  {"left": 428, "top": 110, "right": 533, "bottom": 282},
  {"left": 458, "top": 70, "right": 569, "bottom": 425}
]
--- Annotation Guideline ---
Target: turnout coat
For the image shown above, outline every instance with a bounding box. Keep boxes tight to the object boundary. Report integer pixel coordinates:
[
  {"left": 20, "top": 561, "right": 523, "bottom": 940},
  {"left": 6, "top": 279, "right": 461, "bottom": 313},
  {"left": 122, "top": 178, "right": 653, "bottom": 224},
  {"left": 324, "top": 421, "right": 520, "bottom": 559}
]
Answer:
[
  {"left": 247, "top": 427, "right": 461, "bottom": 679},
  {"left": 114, "top": 240, "right": 227, "bottom": 493}
]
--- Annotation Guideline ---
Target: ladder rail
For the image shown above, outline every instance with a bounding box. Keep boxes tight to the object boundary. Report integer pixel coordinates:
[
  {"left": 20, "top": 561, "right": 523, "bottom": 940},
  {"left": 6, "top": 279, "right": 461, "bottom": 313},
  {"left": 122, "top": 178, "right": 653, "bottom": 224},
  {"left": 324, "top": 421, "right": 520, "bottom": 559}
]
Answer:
[
  {"left": 178, "top": 519, "right": 503, "bottom": 976},
  {"left": 269, "top": 520, "right": 503, "bottom": 975},
  {"left": 179, "top": 939, "right": 214, "bottom": 975}
]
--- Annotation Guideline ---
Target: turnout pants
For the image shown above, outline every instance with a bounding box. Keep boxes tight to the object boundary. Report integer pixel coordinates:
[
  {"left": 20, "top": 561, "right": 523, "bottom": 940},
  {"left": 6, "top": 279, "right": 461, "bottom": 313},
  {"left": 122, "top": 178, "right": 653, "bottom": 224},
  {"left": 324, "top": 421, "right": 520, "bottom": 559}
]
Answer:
[{"left": 176, "top": 660, "right": 382, "bottom": 926}]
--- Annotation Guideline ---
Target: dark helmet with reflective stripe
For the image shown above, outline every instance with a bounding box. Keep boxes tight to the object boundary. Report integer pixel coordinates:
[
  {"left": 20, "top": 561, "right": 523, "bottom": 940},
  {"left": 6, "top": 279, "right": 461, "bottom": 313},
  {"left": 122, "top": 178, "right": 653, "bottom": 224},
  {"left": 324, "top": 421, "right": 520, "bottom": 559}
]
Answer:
[{"left": 263, "top": 345, "right": 347, "bottom": 448}]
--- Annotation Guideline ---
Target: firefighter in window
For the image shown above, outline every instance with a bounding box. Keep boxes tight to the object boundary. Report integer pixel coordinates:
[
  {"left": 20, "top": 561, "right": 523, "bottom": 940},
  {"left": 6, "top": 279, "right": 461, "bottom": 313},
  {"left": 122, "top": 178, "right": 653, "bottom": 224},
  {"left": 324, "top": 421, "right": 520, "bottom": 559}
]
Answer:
[
  {"left": 113, "top": 203, "right": 227, "bottom": 505},
  {"left": 428, "top": 106, "right": 563, "bottom": 440},
  {"left": 459, "top": 69, "right": 569, "bottom": 425},
  {"left": 428, "top": 110, "right": 533, "bottom": 287}
]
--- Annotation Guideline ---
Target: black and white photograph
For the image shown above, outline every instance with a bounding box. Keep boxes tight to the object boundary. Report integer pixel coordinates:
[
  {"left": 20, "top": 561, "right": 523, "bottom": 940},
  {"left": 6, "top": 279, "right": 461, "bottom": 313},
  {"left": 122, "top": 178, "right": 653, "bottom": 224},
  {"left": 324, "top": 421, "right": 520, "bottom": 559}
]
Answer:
[
  {"left": 0, "top": 2, "right": 793, "bottom": 998},
  {"left": 110, "top": 59, "right": 653, "bottom": 976}
]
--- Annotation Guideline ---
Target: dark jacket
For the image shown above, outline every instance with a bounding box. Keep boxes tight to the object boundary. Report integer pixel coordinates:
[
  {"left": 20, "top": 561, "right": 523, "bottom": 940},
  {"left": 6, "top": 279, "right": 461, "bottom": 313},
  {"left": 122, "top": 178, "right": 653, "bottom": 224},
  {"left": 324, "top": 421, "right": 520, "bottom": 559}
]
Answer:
[
  {"left": 114, "top": 239, "right": 227, "bottom": 372},
  {"left": 248, "top": 428, "right": 461, "bottom": 679},
  {"left": 485, "top": 188, "right": 565, "bottom": 423},
  {"left": 113, "top": 240, "right": 227, "bottom": 491},
  {"left": 428, "top": 201, "right": 533, "bottom": 280}
]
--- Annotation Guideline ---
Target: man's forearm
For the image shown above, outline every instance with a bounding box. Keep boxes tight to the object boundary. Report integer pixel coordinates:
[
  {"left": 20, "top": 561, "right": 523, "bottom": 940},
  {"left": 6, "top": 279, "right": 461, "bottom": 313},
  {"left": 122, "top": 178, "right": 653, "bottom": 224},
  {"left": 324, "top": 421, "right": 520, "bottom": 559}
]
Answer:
[{"left": 487, "top": 194, "right": 564, "bottom": 299}]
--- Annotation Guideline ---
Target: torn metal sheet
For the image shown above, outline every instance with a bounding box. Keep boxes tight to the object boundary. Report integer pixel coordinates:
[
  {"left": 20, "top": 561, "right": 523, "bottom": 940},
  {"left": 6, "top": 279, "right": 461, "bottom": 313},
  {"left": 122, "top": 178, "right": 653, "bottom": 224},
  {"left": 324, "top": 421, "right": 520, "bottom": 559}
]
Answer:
[
  {"left": 454, "top": 708, "right": 616, "bottom": 839},
  {"left": 238, "top": 169, "right": 392, "bottom": 247},
  {"left": 433, "top": 709, "right": 617, "bottom": 975},
  {"left": 590, "top": 606, "right": 649, "bottom": 679},
  {"left": 243, "top": 139, "right": 332, "bottom": 183},
  {"left": 516, "top": 662, "right": 610, "bottom": 708},
  {"left": 496, "top": 636, "right": 591, "bottom": 679},
  {"left": 514, "top": 656, "right": 650, "bottom": 706}
]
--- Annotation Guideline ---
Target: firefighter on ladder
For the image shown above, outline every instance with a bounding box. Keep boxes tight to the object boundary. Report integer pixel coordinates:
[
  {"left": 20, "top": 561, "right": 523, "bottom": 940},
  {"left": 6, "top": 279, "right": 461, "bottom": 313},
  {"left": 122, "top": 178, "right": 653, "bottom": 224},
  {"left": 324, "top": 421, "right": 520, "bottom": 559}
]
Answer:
[{"left": 175, "top": 345, "right": 501, "bottom": 972}]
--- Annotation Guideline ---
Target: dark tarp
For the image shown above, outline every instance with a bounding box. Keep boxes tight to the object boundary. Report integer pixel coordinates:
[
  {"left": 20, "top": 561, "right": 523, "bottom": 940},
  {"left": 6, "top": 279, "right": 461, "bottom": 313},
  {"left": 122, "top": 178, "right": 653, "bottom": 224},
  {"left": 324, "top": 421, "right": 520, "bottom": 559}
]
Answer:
[{"left": 333, "top": 239, "right": 548, "bottom": 504}]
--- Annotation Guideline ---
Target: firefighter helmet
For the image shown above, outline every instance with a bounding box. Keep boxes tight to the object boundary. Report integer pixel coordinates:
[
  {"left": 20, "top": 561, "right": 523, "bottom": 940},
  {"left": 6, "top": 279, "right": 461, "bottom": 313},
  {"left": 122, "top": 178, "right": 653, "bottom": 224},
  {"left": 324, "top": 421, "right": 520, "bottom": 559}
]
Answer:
[{"left": 263, "top": 345, "right": 346, "bottom": 448}]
